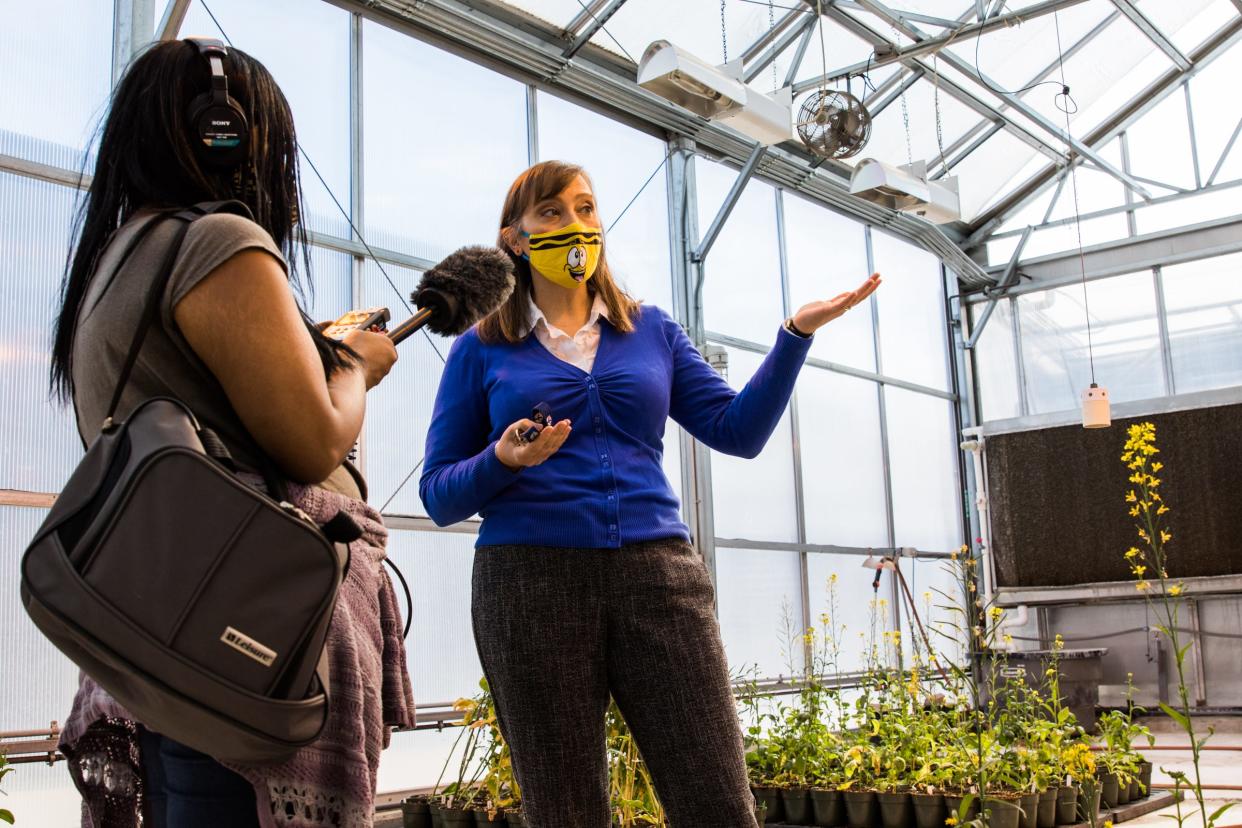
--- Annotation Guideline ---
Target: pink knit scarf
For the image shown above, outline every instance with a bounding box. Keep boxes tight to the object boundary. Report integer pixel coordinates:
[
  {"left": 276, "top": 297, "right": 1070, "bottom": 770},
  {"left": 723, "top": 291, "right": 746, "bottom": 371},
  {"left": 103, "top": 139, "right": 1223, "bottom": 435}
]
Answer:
[{"left": 59, "top": 480, "right": 416, "bottom": 828}]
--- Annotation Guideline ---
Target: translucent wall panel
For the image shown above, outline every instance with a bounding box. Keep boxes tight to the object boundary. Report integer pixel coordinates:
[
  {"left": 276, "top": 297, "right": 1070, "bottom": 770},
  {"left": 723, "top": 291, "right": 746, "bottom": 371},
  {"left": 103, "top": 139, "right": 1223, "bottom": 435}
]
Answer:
[
  {"left": 709, "top": 348, "right": 797, "bottom": 544},
  {"left": 885, "top": 388, "right": 962, "bottom": 555},
  {"left": 359, "top": 261, "right": 450, "bottom": 516},
  {"left": 896, "top": 557, "right": 966, "bottom": 670},
  {"left": 377, "top": 727, "right": 478, "bottom": 795},
  {"left": 536, "top": 92, "right": 672, "bottom": 311},
  {"left": 969, "top": 299, "right": 1022, "bottom": 422},
  {"left": 1126, "top": 92, "right": 1198, "bottom": 193},
  {"left": 0, "top": 506, "right": 82, "bottom": 823},
  {"left": 364, "top": 20, "right": 527, "bottom": 261},
  {"left": 715, "top": 547, "right": 805, "bottom": 678},
  {"left": 0, "top": 0, "right": 111, "bottom": 172},
  {"left": 300, "top": 245, "right": 353, "bottom": 329},
  {"left": 1162, "top": 253, "right": 1242, "bottom": 393},
  {"left": 871, "top": 230, "right": 950, "bottom": 391},
  {"left": 1018, "top": 272, "right": 1164, "bottom": 414},
  {"left": 695, "top": 160, "right": 785, "bottom": 344},
  {"left": 0, "top": 174, "right": 85, "bottom": 493},
  {"left": 184, "top": 0, "right": 352, "bottom": 238},
  {"left": 806, "top": 555, "right": 896, "bottom": 675},
  {"left": 1020, "top": 214, "right": 1131, "bottom": 260},
  {"left": 796, "top": 369, "right": 887, "bottom": 548},
  {"left": 781, "top": 191, "right": 875, "bottom": 371}
]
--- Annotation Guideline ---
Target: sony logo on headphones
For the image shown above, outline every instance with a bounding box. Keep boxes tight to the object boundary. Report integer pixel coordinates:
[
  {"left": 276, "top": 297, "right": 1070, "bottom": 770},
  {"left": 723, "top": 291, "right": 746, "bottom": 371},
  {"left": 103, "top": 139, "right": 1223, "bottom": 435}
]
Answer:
[{"left": 211, "top": 120, "right": 231, "bottom": 126}]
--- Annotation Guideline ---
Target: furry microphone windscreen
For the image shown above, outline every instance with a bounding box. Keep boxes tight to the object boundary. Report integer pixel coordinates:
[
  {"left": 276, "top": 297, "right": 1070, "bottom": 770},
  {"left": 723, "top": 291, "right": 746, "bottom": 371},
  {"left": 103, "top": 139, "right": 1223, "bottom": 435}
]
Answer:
[{"left": 415, "top": 246, "right": 515, "bottom": 336}]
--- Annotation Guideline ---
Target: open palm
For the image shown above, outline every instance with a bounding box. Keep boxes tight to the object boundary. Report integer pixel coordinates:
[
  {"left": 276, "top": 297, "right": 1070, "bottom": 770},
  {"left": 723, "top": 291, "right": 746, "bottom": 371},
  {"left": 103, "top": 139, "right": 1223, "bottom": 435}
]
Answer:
[{"left": 792, "top": 273, "right": 882, "bottom": 334}]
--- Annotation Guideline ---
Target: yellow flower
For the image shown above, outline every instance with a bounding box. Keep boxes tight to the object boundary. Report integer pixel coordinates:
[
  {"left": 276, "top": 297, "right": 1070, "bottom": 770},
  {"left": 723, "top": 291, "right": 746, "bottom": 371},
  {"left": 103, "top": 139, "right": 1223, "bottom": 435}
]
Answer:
[
  {"left": 989, "top": 606, "right": 1004, "bottom": 620},
  {"left": 1054, "top": 633, "right": 1065, "bottom": 650},
  {"left": 945, "top": 817, "right": 959, "bottom": 827},
  {"left": 1157, "top": 505, "right": 1169, "bottom": 515},
  {"left": 1136, "top": 580, "right": 1151, "bottom": 591},
  {"left": 1152, "top": 462, "right": 1163, "bottom": 472},
  {"left": 1160, "top": 530, "right": 1172, "bottom": 543},
  {"left": 1129, "top": 506, "right": 1140, "bottom": 517},
  {"left": 1003, "top": 633, "right": 1013, "bottom": 645},
  {"left": 829, "top": 573, "right": 839, "bottom": 585},
  {"left": 1168, "top": 584, "right": 1183, "bottom": 596},
  {"left": 1125, "top": 491, "right": 1137, "bottom": 502},
  {"left": 1133, "top": 565, "right": 1147, "bottom": 576},
  {"left": 1125, "top": 548, "right": 1140, "bottom": 559}
]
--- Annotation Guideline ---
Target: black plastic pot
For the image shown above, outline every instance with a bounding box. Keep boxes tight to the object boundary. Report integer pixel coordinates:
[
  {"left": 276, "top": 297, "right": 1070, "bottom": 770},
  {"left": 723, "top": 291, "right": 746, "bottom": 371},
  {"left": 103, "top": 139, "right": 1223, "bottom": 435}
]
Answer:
[
  {"left": 878, "top": 791, "right": 912, "bottom": 828},
  {"left": 440, "top": 807, "right": 474, "bottom": 828},
  {"left": 1140, "top": 762, "right": 1154, "bottom": 796},
  {"left": 1130, "top": 778, "right": 1143, "bottom": 801},
  {"left": 430, "top": 802, "right": 442, "bottom": 828},
  {"left": 1117, "top": 777, "right": 1132, "bottom": 806},
  {"left": 1077, "top": 782, "right": 1101, "bottom": 825},
  {"left": 782, "top": 787, "right": 813, "bottom": 826},
  {"left": 1098, "top": 772, "right": 1120, "bottom": 809},
  {"left": 1036, "top": 788, "right": 1057, "bottom": 828},
  {"left": 1018, "top": 792, "right": 1039, "bottom": 828},
  {"left": 753, "top": 786, "right": 784, "bottom": 823},
  {"left": 913, "top": 792, "right": 947, "bottom": 828},
  {"left": 1056, "top": 784, "right": 1080, "bottom": 825},
  {"left": 402, "top": 798, "right": 434, "bottom": 828},
  {"left": 985, "top": 797, "right": 1023, "bottom": 828},
  {"left": 946, "top": 794, "right": 981, "bottom": 823},
  {"left": 844, "top": 790, "right": 878, "bottom": 828},
  {"left": 504, "top": 812, "right": 526, "bottom": 828},
  {"left": 474, "top": 808, "right": 506, "bottom": 825},
  {"left": 812, "top": 789, "right": 845, "bottom": 827}
]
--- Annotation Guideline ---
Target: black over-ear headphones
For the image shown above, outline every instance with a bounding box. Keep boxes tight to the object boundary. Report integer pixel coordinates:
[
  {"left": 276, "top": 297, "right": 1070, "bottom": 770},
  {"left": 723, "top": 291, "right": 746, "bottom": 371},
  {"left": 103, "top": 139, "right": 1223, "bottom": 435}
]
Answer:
[{"left": 185, "top": 38, "right": 249, "bottom": 168}]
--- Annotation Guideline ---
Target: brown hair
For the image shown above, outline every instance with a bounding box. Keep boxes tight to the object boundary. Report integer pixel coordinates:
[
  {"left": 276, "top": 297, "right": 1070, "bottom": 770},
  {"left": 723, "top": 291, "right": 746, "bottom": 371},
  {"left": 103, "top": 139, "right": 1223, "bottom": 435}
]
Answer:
[{"left": 477, "top": 160, "right": 640, "bottom": 344}]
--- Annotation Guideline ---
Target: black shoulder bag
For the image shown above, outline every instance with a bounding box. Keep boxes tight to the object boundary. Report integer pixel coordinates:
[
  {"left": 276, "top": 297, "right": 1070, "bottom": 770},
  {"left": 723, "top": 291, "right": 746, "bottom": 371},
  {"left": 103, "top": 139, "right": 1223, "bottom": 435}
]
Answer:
[{"left": 21, "top": 202, "right": 354, "bottom": 764}]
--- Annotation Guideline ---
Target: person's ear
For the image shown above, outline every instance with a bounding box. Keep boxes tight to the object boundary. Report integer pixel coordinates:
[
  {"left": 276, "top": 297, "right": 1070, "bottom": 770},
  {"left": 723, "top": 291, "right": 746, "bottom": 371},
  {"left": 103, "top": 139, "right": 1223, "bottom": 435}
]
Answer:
[{"left": 501, "top": 226, "right": 524, "bottom": 257}]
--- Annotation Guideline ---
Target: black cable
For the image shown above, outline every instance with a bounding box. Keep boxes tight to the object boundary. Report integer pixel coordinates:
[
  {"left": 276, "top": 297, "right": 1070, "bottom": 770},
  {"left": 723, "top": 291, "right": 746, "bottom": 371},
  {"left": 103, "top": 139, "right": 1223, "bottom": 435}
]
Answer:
[
  {"left": 384, "top": 556, "right": 414, "bottom": 639},
  {"left": 606, "top": 149, "right": 674, "bottom": 235},
  {"left": 573, "top": 0, "right": 636, "bottom": 63}
]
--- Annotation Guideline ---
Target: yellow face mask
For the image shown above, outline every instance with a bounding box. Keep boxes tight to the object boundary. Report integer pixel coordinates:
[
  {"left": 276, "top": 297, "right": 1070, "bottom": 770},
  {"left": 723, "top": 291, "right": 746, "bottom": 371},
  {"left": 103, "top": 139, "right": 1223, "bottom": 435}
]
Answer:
[{"left": 521, "top": 222, "right": 602, "bottom": 290}]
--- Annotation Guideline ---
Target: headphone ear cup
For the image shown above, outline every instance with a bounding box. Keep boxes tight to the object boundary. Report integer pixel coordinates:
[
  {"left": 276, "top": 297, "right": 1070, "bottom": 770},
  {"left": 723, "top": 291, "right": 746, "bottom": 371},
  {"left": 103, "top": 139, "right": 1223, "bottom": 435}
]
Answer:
[{"left": 188, "top": 92, "right": 249, "bottom": 168}]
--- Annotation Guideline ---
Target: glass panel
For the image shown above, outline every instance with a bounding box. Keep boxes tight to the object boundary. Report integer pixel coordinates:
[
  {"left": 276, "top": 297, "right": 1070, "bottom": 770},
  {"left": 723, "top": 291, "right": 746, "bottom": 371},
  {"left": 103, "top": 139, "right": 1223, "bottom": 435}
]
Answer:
[
  {"left": 969, "top": 298, "right": 1023, "bottom": 422},
  {"left": 183, "top": 0, "right": 353, "bottom": 239},
  {"left": 0, "top": 0, "right": 111, "bottom": 172},
  {"left": 588, "top": 0, "right": 795, "bottom": 67},
  {"left": 1017, "top": 271, "right": 1164, "bottom": 414},
  {"left": 871, "top": 229, "right": 950, "bottom": 391},
  {"left": 806, "top": 555, "right": 896, "bottom": 675},
  {"left": 897, "top": 556, "right": 966, "bottom": 668},
  {"left": 359, "top": 260, "right": 454, "bottom": 517},
  {"left": 1126, "top": 91, "right": 1198, "bottom": 193},
  {"left": 1135, "top": 0, "right": 1233, "bottom": 53},
  {"left": 0, "top": 506, "right": 83, "bottom": 822},
  {"left": 696, "top": 159, "right": 785, "bottom": 344},
  {"left": 536, "top": 91, "right": 673, "bottom": 310},
  {"left": 1161, "top": 252, "right": 1242, "bottom": 393},
  {"left": 0, "top": 174, "right": 85, "bottom": 493},
  {"left": 1019, "top": 213, "right": 1130, "bottom": 260},
  {"left": 859, "top": 77, "right": 981, "bottom": 173},
  {"left": 953, "top": 132, "right": 1038, "bottom": 224},
  {"left": 709, "top": 348, "right": 797, "bottom": 544},
  {"left": 300, "top": 246, "right": 354, "bottom": 329},
  {"left": 363, "top": 19, "right": 528, "bottom": 260},
  {"left": 1134, "top": 187, "right": 1242, "bottom": 236},
  {"left": 715, "top": 547, "right": 805, "bottom": 677},
  {"left": 885, "top": 387, "right": 962, "bottom": 554},
  {"left": 796, "top": 369, "right": 887, "bottom": 548},
  {"left": 1187, "top": 42, "right": 1242, "bottom": 180},
  {"left": 781, "top": 191, "right": 875, "bottom": 371}
]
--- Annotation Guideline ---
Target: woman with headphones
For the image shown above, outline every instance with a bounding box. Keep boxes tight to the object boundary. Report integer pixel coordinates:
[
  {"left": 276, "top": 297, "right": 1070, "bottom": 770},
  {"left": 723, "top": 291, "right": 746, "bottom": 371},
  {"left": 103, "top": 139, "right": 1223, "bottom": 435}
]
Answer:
[
  {"left": 51, "top": 40, "right": 413, "bottom": 828},
  {"left": 421, "top": 160, "right": 881, "bottom": 826}
]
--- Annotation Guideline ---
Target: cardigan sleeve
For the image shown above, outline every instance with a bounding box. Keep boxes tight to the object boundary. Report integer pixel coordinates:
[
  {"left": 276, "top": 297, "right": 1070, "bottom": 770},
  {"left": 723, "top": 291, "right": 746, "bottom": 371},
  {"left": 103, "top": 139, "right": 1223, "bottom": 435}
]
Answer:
[
  {"left": 664, "top": 312, "right": 813, "bottom": 459},
  {"left": 419, "top": 332, "right": 522, "bottom": 526}
]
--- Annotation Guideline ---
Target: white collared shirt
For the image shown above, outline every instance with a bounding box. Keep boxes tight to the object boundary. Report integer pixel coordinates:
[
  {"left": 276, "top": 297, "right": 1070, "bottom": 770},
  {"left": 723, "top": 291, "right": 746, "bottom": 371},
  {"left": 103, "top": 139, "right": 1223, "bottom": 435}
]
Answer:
[{"left": 525, "top": 293, "right": 610, "bottom": 373}]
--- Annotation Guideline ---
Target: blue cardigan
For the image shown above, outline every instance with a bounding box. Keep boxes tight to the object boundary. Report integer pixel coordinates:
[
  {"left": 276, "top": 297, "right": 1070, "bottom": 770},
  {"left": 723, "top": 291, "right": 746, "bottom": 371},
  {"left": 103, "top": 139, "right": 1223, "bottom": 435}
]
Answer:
[{"left": 419, "top": 304, "right": 813, "bottom": 548}]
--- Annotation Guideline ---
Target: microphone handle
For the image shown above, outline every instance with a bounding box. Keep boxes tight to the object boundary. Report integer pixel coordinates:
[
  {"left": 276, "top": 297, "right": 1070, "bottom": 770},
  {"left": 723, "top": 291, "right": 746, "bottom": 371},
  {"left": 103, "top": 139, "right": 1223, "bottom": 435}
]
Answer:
[{"left": 388, "top": 306, "right": 436, "bottom": 345}]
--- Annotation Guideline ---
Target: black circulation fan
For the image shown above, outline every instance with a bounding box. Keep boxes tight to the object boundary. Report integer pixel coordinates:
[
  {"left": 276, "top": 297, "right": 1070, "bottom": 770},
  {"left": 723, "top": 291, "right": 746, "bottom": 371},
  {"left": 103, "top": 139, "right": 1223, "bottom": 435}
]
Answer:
[{"left": 797, "top": 89, "right": 872, "bottom": 160}]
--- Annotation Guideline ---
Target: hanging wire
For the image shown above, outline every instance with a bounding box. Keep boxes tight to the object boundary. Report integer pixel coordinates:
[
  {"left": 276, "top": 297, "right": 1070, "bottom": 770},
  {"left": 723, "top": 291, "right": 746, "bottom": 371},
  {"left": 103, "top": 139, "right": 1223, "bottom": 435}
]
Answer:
[
  {"left": 571, "top": 0, "right": 636, "bottom": 64},
  {"left": 816, "top": 0, "right": 828, "bottom": 94},
  {"left": 720, "top": 0, "right": 730, "bottom": 63},
  {"left": 932, "top": 56, "right": 950, "bottom": 177},
  {"left": 768, "top": 0, "right": 779, "bottom": 93}
]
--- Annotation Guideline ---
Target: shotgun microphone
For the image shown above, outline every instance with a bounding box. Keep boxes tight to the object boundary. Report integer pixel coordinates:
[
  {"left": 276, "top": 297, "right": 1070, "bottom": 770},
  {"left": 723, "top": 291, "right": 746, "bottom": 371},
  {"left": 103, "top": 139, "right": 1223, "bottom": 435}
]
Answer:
[{"left": 388, "top": 246, "right": 516, "bottom": 344}]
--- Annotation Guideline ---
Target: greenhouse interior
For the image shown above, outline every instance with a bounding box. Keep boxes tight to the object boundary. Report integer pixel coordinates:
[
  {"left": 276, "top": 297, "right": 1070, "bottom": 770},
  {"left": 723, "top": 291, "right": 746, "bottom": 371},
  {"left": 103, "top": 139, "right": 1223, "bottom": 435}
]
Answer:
[{"left": 2, "top": 0, "right": 1241, "bottom": 826}]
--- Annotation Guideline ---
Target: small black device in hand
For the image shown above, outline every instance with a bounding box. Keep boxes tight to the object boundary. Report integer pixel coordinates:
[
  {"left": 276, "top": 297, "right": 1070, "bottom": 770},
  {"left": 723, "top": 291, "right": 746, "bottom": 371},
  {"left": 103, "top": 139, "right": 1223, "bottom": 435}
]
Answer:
[
  {"left": 322, "top": 307, "right": 391, "bottom": 340},
  {"left": 521, "top": 402, "right": 553, "bottom": 444}
]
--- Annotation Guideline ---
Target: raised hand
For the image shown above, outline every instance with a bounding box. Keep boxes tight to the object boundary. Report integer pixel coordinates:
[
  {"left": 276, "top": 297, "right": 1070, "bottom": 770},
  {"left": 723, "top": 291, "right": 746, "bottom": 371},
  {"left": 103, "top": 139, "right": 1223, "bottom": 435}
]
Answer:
[{"left": 791, "top": 272, "right": 882, "bottom": 335}]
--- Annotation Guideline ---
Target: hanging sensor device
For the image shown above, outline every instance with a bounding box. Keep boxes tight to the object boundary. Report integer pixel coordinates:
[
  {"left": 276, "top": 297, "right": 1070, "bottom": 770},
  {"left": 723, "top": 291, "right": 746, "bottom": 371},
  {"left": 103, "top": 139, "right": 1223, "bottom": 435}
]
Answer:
[
  {"left": 322, "top": 307, "right": 391, "bottom": 340},
  {"left": 521, "top": 402, "right": 553, "bottom": 444}
]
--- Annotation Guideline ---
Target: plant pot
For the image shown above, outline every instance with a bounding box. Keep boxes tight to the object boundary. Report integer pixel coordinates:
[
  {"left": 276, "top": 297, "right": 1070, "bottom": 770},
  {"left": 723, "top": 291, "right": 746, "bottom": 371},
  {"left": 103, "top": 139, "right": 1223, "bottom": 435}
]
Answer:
[
  {"left": 430, "top": 802, "right": 442, "bottom": 828},
  {"left": 1077, "top": 782, "right": 1101, "bottom": 824},
  {"left": 1130, "top": 779, "right": 1143, "bottom": 801},
  {"left": 1139, "top": 762, "right": 1153, "bottom": 795},
  {"left": 402, "top": 798, "right": 434, "bottom": 828},
  {"left": 439, "top": 807, "right": 475, "bottom": 828},
  {"left": 753, "top": 786, "right": 784, "bottom": 823},
  {"left": 1036, "top": 788, "right": 1058, "bottom": 828},
  {"left": 1016, "top": 792, "right": 1038, "bottom": 828},
  {"left": 504, "top": 812, "right": 526, "bottom": 828},
  {"left": 844, "top": 790, "right": 878, "bottom": 828},
  {"left": 946, "top": 794, "right": 981, "bottom": 823},
  {"left": 913, "top": 793, "right": 946, "bottom": 828},
  {"left": 782, "top": 787, "right": 813, "bottom": 825},
  {"left": 812, "top": 789, "right": 845, "bottom": 827},
  {"left": 1116, "top": 778, "right": 1131, "bottom": 806},
  {"left": 985, "top": 797, "right": 1023, "bottom": 828},
  {"left": 1097, "top": 773, "right": 1120, "bottom": 809},
  {"left": 1056, "top": 785, "right": 1080, "bottom": 825},
  {"left": 878, "top": 791, "right": 912, "bottom": 828},
  {"left": 474, "top": 809, "right": 506, "bottom": 825}
]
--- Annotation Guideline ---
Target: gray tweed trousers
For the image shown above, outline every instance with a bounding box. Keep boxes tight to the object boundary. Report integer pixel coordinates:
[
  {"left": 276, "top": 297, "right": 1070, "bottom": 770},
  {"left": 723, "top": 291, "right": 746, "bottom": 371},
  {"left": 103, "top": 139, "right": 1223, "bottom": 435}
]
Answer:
[{"left": 471, "top": 538, "right": 758, "bottom": 828}]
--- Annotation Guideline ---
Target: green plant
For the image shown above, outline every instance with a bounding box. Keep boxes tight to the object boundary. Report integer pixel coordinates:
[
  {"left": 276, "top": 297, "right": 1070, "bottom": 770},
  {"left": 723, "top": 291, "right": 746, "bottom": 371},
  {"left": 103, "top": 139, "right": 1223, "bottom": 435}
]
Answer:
[
  {"left": 436, "top": 680, "right": 497, "bottom": 809},
  {"left": 0, "top": 750, "right": 12, "bottom": 825},
  {"left": 607, "top": 702, "right": 663, "bottom": 826},
  {"left": 1120, "top": 423, "right": 1231, "bottom": 828}
]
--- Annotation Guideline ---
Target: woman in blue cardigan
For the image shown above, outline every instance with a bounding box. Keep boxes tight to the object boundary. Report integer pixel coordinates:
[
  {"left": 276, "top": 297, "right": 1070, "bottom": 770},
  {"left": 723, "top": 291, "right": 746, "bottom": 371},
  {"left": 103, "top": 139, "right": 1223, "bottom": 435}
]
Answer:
[{"left": 421, "top": 161, "right": 880, "bottom": 826}]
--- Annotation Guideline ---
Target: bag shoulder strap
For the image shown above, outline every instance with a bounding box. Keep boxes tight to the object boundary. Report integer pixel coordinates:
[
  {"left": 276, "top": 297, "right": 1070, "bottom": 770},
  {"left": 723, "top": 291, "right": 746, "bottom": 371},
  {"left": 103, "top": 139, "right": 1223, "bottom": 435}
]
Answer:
[{"left": 102, "top": 201, "right": 252, "bottom": 429}]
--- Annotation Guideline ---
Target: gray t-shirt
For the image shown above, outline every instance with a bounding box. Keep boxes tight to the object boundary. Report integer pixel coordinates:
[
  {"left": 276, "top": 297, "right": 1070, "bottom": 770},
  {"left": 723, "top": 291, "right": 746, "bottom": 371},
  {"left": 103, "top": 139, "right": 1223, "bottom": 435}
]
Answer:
[{"left": 71, "top": 209, "right": 362, "bottom": 499}]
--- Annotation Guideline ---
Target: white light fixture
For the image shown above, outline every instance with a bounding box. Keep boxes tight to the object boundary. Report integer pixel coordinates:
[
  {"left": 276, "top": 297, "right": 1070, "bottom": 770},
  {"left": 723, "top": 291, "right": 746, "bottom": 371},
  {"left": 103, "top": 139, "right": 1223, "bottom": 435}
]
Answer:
[
  {"left": 1082, "top": 382, "right": 1111, "bottom": 429},
  {"left": 638, "top": 40, "right": 794, "bottom": 146},
  {"left": 849, "top": 159, "right": 961, "bottom": 224}
]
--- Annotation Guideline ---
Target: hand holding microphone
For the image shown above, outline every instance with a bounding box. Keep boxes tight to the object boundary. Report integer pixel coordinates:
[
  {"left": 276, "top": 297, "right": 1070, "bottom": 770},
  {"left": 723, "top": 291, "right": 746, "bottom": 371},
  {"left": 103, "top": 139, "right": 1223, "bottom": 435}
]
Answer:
[{"left": 340, "top": 328, "right": 397, "bottom": 390}]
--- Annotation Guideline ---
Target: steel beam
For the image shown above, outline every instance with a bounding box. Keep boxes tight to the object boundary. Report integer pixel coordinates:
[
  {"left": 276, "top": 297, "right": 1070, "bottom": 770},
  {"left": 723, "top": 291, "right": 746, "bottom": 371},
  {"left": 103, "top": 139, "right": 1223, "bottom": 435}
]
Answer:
[
  {"left": 931, "top": 121, "right": 1003, "bottom": 179},
  {"left": 564, "top": 0, "right": 611, "bottom": 37},
  {"left": 853, "top": 0, "right": 1153, "bottom": 201},
  {"left": 1208, "top": 113, "right": 1242, "bottom": 186},
  {"left": 563, "top": 0, "right": 627, "bottom": 59},
  {"left": 157, "top": 0, "right": 191, "bottom": 41},
  {"left": 743, "top": 13, "right": 817, "bottom": 86},
  {"left": 1110, "top": 0, "right": 1191, "bottom": 70},
  {"left": 740, "top": 5, "right": 805, "bottom": 66},
  {"left": 793, "top": 0, "right": 1091, "bottom": 92},
  {"left": 113, "top": 0, "right": 156, "bottom": 83},
  {"left": 966, "top": 18, "right": 1242, "bottom": 250},
  {"left": 965, "top": 224, "right": 1031, "bottom": 349},
  {"left": 694, "top": 144, "right": 767, "bottom": 263},
  {"left": 867, "top": 68, "right": 925, "bottom": 120},
  {"left": 783, "top": 15, "right": 818, "bottom": 89}
]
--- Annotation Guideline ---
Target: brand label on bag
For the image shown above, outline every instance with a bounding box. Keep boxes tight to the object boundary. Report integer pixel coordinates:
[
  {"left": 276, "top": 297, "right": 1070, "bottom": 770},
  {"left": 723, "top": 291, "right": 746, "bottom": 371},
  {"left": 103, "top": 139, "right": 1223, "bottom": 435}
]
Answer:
[{"left": 221, "top": 626, "right": 277, "bottom": 667}]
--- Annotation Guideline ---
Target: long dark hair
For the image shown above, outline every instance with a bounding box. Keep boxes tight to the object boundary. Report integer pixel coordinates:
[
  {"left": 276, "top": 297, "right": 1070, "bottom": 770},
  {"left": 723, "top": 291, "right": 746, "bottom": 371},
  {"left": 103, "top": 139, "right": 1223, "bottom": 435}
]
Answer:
[
  {"left": 477, "top": 160, "right": 640, "bottom": 344},
  {"left": 51, "top": 39, "right": 354, "bottom": 402}
]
